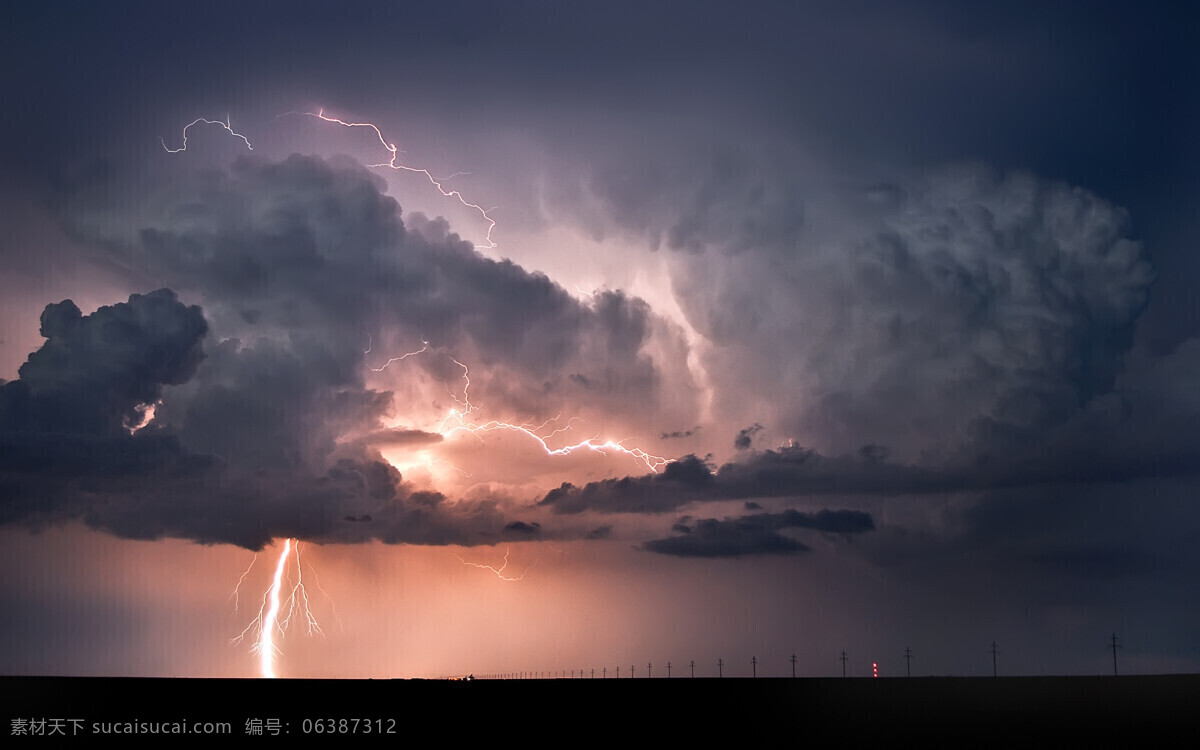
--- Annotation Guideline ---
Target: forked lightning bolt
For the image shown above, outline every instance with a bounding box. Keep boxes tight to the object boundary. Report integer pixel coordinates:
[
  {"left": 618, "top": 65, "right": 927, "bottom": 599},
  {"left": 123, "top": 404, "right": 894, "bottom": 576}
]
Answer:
[
  {"left": 160, "top": 116, "right": 253, "bottom": 153},
  {"left": 165, "top": 109, "right": 496, "bottom": 248},
  {"left": 231, "top": 538, "right": 327, "bottom": 679},
  {"left": 293, "top": 109, "right": 498, "bottom": 249},
  {"left": 455, "top": 546, "right": 533, "bottom": 582},
  {"left": 162, "top": 108, "right": 672, "bottom": 674}
]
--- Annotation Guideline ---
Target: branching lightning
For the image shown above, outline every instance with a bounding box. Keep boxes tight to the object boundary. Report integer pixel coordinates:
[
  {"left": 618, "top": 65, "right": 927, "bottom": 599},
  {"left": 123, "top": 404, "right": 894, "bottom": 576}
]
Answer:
[
  {"left": 229, "top": 553, "right": 257, "bottom": 616},
  {"left": 294, "top": 109, "right": 498, "bottom": 249},
  {"left": 439, "top": 358, "right": 670, "bottom": 472},
  {"left": 161, "top": 111, "right": 667, "bottom": 473},
  {"left": 160, "top": 116, "right": 253, "bottom": 153},
  {"left": 455, "top": 546, "right": 533, "bottom": 582},
  {"left": 375, "top": 342, "right": 671, "bottom": 473},
  {"left": 166, "top": 109, "right": 496, "bottom": 248},
  {"left": 231, "top": 538, "right": 329, "bottom": 679},
  {"left": 161, "top": 106, "right": 673, "bottom": 678}
]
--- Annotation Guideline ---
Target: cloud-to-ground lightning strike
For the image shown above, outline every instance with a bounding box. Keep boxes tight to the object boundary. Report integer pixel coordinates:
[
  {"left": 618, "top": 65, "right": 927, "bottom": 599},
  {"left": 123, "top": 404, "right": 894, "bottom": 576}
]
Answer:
[
  {"left": 455, "top": 546, "right": 533, "bottom": 581},
  {"left": 258, "top": 539, "right": 290, "bottom": 679},
  {"left": 160, "top": 116, "right": 253, "bottom": 153},
  {"left": 297, "top": 109, "right": 498, "bottom": 249},
  {"left": 164, "top": 108, "right": 666, "bottom": 678},
  {"left": 231, "top": 539, "right": 327, "bottom": 679}
]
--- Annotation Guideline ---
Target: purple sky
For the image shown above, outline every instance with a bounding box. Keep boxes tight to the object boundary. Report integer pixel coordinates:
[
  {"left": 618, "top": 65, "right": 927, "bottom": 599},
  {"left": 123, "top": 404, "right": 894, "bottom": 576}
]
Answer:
[{"left": 1, "top": 1, "right": 1197, "bottom": 678}]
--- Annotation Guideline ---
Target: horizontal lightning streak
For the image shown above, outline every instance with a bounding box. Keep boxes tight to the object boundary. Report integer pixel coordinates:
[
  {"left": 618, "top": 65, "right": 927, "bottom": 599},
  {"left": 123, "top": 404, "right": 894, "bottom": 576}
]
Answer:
[
  {"left": 375, "top": 343, "right": 670, "bottom": 473},
  {"left": 455, "top": 546, "right": 533, "bottom": 581}
]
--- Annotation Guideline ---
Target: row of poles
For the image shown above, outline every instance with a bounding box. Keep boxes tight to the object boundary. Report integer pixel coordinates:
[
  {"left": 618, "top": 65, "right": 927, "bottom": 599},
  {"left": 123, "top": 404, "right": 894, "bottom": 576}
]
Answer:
[{"left": 475, "top": 635, "right": 1124, "bottom": 680}]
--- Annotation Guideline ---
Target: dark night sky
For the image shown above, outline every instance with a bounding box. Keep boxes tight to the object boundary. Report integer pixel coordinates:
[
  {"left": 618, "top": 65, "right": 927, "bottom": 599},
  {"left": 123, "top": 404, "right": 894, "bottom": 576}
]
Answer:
[{"left": 1, "top": 1, "right": 1197, "bottom": 678}]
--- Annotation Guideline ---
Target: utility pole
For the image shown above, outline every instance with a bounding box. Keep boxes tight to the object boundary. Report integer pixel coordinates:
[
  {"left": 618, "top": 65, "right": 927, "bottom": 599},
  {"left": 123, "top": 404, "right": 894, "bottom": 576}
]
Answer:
[
  {"left": 791, "top": 653, "right": 797, "bottom": 678},
  {"left": 667, "top": 661, "right": 672, "bottom": 678},
  {"left": 752, "top": 656, "right": 758, "bottom": 678},
  {"left": 990, "top": 642, "right": 999, "bottom": 678},
  {"left": 631, "top": 664, "right": 635, "bottom": 678},
  {"left": 718, "top": 658, "right": 724, "bottom": 678},
  {"left": 615, "top": 666, "right": 619, "bottom": 678},
  {"left": 1110, "top": 633, "right": 1121, "bottom": 676},
  {"left": 840, "top": 651, "right": 848, "bottom": 678},
  {"left": 904, "top": 647, "right": 913, "bottom": 677},
  {"left": 690, "top": 660, "right": 695, "bottom": 678},
  {"left": 591, "top": 668, "right": 595, "bottom": 679},
  {"left": 647, "top": 661, "right": 652, "bottom": 678},
  {"left": 603, "top": 667, "right": 607, "bottom": 679}
]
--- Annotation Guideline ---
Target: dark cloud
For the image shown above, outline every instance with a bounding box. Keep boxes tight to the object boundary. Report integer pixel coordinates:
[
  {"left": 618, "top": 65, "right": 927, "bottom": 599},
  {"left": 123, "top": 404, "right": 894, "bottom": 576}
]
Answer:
[
  {"left": 642, "top": 508, "right": 873, "bottom": 558},
  {"left": 0, "top": 289, "right": 206, "bottom": 437},
  {"left": 1, "top": 328, "right": 525, "bottom": 553},
  {"left": 576, "top": 155, "right": 1155, "bottom": 464},
  {"left": 0, "top": 152, "right": 716, "bottom": 549},
  {"left": 0, "top": 291, "right": 215, "bottom": 529},
  {"left": 540, "top": 447, "right": 954, "bottom": 514},
  {"left": 160, "top": 334, "right": 391, "bottom": 474},
  {"left": 502, "top": 521, "right": 541, "bottom": 536},
  {"left": 355, "top": 427, "right": 444, "bottom": 448},
  {"left": 540, "top": 455, "right": 715, "bottom": 514},
  {"left": 660, "top": 426, "right": 700, "bottom": 440},
  {"left": 60, "top": 153, "right": 695, "bottom": 434},
  {"left": 858, "top": 445, "right": 888, "bottom": 463},
  {"left": 734, "top": 423, "right": 762, "bottom": 451},
  {"left": 0, "top": 0, "right": 1196, "bottom": 676},
  {"left": 542, "top": 413, "right": 1200, "bottom": 514}
]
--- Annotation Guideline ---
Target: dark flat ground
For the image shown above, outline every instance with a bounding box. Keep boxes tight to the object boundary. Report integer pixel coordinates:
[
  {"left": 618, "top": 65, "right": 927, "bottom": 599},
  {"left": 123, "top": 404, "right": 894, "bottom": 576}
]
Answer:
[{"left": 6, "top": 674, "right": 1198, "bottom": 743}]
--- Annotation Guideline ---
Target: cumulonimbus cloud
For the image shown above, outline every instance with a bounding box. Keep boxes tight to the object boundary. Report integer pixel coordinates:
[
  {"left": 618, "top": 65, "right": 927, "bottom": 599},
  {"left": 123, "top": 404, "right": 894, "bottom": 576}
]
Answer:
[{"left": 1, "top": 154, "right": 704, "bottom": 549}]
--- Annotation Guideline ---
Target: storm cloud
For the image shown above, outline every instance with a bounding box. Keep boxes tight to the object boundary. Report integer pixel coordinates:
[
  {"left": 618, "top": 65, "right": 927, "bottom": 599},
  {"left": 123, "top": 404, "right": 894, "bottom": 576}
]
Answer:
[
  {"left": 642, "top": 508, "right": 874, "bottom": 558},
  {"left": 0, "top": 291, "right": 522, "bottom": 549},
  {"left": 0, "top": 154, "right": 704, "bottom": 549},
  {"left": 571, "top": 157, "right": 1155, "bottom": 465},
  {"left": 61, "top": 154, "right": 699, "bottom": 435}
]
